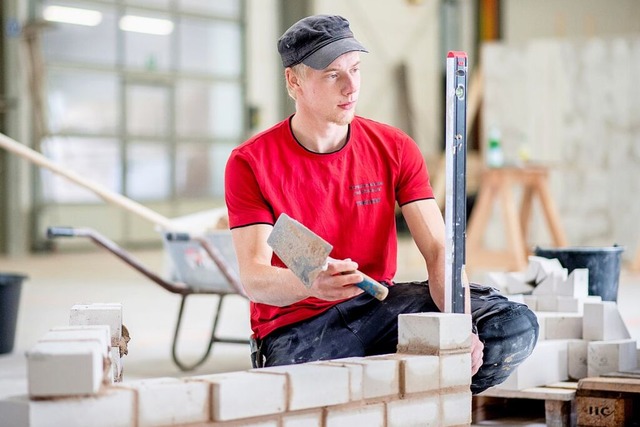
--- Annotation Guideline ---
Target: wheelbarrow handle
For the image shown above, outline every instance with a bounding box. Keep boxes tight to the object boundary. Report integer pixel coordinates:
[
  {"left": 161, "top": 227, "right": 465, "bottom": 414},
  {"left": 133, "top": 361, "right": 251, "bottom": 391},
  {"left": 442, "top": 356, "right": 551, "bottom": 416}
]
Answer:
[
  {"left": 165, "top": 232, "right": 191, "bottom": 242},
  {"left": 47, "top": 226, "right": 79, "bottom": 238}
]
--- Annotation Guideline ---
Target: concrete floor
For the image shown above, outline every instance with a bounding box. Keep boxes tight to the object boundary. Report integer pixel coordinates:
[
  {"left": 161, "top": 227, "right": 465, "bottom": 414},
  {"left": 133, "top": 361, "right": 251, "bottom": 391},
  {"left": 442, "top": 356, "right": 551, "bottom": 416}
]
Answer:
[{"left": 1, "top": 237, "right": 639, "bottom": 426}]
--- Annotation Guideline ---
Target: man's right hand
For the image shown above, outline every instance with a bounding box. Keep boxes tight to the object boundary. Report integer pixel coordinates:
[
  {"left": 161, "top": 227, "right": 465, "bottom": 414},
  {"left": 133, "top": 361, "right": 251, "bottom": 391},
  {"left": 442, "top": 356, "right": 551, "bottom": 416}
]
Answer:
[{"left": 308, "top": 258, "right": 365, "bottom": 301}]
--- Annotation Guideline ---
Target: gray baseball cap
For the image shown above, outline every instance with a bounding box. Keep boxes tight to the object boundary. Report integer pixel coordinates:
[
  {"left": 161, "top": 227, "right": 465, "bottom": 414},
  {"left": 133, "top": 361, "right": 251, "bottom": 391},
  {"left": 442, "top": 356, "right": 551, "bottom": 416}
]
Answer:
[{"left": 278, "top": 15, "right": 368, "bottom": 70}]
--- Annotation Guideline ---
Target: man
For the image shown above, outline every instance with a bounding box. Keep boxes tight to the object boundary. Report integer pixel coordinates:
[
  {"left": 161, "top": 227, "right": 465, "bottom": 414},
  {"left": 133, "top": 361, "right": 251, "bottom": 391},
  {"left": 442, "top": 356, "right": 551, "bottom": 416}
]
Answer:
[{"left": 225, "top": 14, "right": 538, "bottom": 394}]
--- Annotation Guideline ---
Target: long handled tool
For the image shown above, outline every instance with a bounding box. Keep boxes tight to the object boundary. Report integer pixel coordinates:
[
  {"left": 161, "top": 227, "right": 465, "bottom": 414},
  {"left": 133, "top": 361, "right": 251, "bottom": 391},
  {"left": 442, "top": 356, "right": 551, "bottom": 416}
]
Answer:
[
  {"left": 267, "top": 213, "right": 389, "bottom": 301},
  {"left": 444, "top": 51, "right": 469, "bottom": 314},
  {"left": 0, "top": 132, "right": 174, "bottom": 230}
]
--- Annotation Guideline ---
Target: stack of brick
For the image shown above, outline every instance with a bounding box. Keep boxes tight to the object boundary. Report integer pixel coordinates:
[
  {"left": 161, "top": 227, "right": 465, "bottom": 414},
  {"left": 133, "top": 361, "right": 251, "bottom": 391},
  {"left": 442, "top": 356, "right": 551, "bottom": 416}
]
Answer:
[
  {"left": 0, "top": 312, "right": 473, "bottom": 427},
  {"left": 484, "top": 257, "right": 638, "bottom": 391},
  {"left": 24, "top": 302, "right": 125, "bottom": 402}
]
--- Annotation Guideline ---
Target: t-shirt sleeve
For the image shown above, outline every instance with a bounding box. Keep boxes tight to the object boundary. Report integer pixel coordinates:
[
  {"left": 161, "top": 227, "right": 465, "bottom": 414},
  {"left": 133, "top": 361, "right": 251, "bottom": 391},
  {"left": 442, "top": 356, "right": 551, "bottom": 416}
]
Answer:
[
  {"left": 224, "top": 150, "right": 275, "bottom": 229},
  {"left": 395, "top": 135, "right": 434, "bottom": 206}
]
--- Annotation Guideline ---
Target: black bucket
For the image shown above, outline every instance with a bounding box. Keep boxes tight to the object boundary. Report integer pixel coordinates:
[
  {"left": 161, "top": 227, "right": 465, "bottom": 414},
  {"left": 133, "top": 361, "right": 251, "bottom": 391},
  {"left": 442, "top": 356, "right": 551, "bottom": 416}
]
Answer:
[
  {"left": 0, "top": 273, "right": 26, "bottom": 354},
  {"left": 534, "top": 246, "right": 624, "bottom": 302}
]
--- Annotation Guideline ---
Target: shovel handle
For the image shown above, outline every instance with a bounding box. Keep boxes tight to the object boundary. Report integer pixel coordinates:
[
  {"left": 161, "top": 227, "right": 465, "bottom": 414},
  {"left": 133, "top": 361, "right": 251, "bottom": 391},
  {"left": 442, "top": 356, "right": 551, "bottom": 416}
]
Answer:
[{"left": 356, "top": 272, "right": 389, "bottom": 301}]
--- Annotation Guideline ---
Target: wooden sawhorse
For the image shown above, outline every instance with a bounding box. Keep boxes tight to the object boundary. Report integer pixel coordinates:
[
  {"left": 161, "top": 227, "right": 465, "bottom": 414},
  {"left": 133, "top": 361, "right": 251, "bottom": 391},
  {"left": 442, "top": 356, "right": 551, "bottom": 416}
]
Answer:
[{"left": 467, "top": 166, "right": 568, "bottom": 271}]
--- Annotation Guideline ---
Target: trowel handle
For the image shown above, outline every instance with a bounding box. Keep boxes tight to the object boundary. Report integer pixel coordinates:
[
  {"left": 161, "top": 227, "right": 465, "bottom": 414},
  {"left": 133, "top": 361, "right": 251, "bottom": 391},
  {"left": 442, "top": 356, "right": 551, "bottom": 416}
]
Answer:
[{"left": 356, "top": 272, "right": 389, "bottom": 301}]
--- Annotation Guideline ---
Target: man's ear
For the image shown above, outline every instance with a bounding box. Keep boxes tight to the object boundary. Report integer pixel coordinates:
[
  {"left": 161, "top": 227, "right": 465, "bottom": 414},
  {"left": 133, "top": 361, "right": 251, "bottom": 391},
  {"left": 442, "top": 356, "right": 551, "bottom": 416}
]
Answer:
[{"left": 285, "top": 68, "right": 300, "bottom": 89}]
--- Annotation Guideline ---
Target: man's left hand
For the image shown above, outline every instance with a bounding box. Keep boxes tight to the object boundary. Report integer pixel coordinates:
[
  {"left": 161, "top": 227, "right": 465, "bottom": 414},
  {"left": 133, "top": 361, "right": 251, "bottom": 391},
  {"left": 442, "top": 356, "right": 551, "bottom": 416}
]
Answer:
[{"left": 471, "top": 333, "right": 484, "bottom": 375}]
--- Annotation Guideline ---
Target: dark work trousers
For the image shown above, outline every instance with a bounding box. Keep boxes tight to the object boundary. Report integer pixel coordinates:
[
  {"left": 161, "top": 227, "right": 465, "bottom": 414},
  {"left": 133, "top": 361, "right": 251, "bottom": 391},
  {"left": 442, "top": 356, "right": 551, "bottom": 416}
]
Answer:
[{"left": 261, "top": 282, "right": 539, "bottom": 394}]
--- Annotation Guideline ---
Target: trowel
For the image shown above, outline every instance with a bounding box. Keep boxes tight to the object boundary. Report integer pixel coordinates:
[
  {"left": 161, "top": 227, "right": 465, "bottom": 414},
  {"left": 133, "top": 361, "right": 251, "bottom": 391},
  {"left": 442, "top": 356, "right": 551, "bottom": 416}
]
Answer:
[{"left": 267, "top": 213, "right": 389, "bottom": 301}]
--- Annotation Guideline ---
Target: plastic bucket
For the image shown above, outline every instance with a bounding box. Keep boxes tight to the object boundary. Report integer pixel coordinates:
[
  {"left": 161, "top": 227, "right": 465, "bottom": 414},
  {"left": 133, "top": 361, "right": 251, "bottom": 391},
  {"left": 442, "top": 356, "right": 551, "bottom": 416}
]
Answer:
[
  {"left": 534, "top": 246, "right": 624, "bottom": 302},
  {"left": 0, "top": 273, "right": 26, "bottom": 354}
]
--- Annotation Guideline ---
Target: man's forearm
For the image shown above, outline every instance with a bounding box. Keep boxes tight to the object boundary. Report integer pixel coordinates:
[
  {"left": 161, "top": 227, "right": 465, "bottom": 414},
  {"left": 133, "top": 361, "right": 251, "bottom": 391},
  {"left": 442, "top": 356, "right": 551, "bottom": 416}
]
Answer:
[{"left": 240, "top": 264, "right": 311, "bottom": 306}]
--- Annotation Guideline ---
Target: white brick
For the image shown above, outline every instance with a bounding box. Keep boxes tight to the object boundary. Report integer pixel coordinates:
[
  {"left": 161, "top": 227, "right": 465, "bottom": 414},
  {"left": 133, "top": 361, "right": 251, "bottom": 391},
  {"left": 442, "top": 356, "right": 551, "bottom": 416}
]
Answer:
[
  {"left": 587, "top": 339, "right": 638, "bottom": 377},
  {"left": 70, "top": 303, "right": 122, "bottom": 346},
  {"left": 27, "top": 341, "right": 104, "bottom": 398},
  {"left": 49, "top": 325, "right": 111, "bottom": 351},
  {"left": 504, "top": 272, "right": 534, "bottom": 294},
  {"left": 524, "top": 256, "right": 545, "bottom": 283},
  {"left": 386, "top": 395, "right": 439, "bottom": 427},
  {"left": 568, "top": 339, "right": 588, "bottom": 380},
  {"left": 532, "top": 270, "right": 567, "bottom": 296},
  {"left": 329, "top": 356, "right": 399, "bottom": 399},
  {"left": 583, "top": 301, "right": 631, "bottom": 341},
  {"left": 484, "top": 272, "right": 508, "bottom": 292},
  {"left": 535, "top": 312, "right": 583, "bottom": 340},
  {"left": 39, "top": 328, "right": 110, "bottom": 357},
  {"left": 315, "top": 361, "right": 363, "bottom": 401},
  {"left": 115, "top": 377, "right": 209, "bottom": 426},
  {"left": 536, "top": 295, "right": 558, "bottom": 312},
  {"left": 556, "top": 296, "right": 581, "bottom": 313},
  {"left": 505, "top": 294, "right": 525, "bottom": 304},
  {"left": 194, "top": 371, "right": 286, "bottom": 421},
  {"left": 282, "top": 410, "right": 322, "bottom": 427},
  {"left": 385, "top": 354, "right": 439, "bottom": 394},
  {"left": 556, "top": 268, "right": 589, "bottom": 298},
  {"left": 110, "top": 347, "right": 123, "bottom": 383},
  {"left": 496, "top": 340, "right": 568, "bottom": 390},
  {"left": 326, "top": 403, "right": 385, "bottom": 427},
  {"left": 441, "top": 390, "right": 472, "bottom": 426},
  {"left": 440, "top": 352, "right": 472, "bottom": 388},
  {"left": 0, "top": 388, "right": 135, "bottom": 427},
  {"left": 397, "top": 313, "right": 471, "bottom": 354},
  {"left": 255, "top": 364, "right": 349, "bottom": 411},
  {"left": 522, "top": 295, "right": 538, "bottom": 311}
]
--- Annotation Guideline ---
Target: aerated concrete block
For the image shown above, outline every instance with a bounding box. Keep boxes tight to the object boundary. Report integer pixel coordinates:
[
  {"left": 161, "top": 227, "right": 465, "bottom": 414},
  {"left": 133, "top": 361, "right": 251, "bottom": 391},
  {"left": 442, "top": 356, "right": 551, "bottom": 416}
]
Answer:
[
  {"left": 505, "top": 272, "right": 534, "bottom": 295},
  {"left": 194, "top": 371, "right": 286, "bottom": 421},
  {"left": 69, "top": 303, "right": 122, "bottom": 346},
  {"left": 522, "top": 295, "right": 538, "bottom": 311},
  {"left": 115, "top": 377, "right": 209, "bottom": 426},
  {"left": 440, "top": 352, "right": 472, "bottom": 388},
  {"left": 583, "top": 301, "right": 631, "bottom": 341},
  {"left": 328, "top": 356, "right": 399, "bottom": 399},
  {"left": 587, "top": 339, "right": 638, "bottom": 377},
  {"left": 556, "top": 268, "right": 589, "bottom": 298},
  {"left": 535, "top": 312, "right": 583, "bottom": 340},
  {"left": 39, "top": 328, "right": 110, "bottom": 357},
  {"left": 496, "top": 340, "right": 568, "bottom": 390},
  {"left": 386, "top": 395, "right": 439, "bottom": 427},
  {"left": 385, "top": 354, "right": 440, "bottom": 395},
  {"left": 397, "top": 313, "right": 471, "bottom": 354},
  {"left": 254, "top": 364, "right": 350, "bottom": 411},
  {"left": 325, "top": 403, "right": 385, "bottom": 427},
  {"left": 27, "top": 341, "right": 104, "bottom": 398},
  {"left": 0, "top": 388, "right": 135, "bottom": 427},
  {"left": 315, "top": 361, "right": 363, "bottom": 401},
  {"left": 568, "top": 339, "right": 588, "bottom": 380},
  {"left": 321, "top": 356, "right": 400, "bottom": 399},
  {"left": 282, "top": 410, "right": 322, "bottom": 427},
  {"left": 441, "top": 390, "right": 472, "bottom": 426}
]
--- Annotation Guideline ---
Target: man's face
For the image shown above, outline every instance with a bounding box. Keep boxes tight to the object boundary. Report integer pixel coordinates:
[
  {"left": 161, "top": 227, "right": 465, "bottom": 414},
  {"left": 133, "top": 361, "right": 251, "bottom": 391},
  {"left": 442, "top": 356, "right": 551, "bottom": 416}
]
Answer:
[{"left": 296, "top": 51, "right": 361, "bottom": 126}]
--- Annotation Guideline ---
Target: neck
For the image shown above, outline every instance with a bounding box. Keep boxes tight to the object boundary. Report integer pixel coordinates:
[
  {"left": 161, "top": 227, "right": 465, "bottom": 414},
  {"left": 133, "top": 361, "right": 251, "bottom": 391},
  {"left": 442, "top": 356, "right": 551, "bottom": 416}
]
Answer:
[{"left": 290, "top": 113, "right": 349, "bottom": 154}]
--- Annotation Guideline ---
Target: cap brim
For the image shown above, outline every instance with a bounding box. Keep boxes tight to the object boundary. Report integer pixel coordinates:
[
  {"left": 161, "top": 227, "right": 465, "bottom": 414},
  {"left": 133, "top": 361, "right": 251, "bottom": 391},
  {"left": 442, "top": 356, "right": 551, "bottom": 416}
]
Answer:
[{"left": 302, "top": 38, "right": 368, "bottom": 70}]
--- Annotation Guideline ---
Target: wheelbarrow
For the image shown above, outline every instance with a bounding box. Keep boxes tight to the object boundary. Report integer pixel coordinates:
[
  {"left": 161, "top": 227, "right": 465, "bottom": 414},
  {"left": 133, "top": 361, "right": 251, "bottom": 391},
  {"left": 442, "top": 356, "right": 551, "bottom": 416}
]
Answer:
[
  {"left": 47, "top": 225, "right": 249, "bottom": 371},
  {"left": 0, "top": 132, "right": 251, "bottom": 371}
]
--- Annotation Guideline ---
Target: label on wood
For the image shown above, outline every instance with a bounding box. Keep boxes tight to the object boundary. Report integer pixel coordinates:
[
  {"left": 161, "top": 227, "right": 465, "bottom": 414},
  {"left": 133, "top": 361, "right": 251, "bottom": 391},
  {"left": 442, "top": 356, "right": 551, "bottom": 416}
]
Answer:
[{"left": 576, "top": 396, "right": 631, "bottom": 426}]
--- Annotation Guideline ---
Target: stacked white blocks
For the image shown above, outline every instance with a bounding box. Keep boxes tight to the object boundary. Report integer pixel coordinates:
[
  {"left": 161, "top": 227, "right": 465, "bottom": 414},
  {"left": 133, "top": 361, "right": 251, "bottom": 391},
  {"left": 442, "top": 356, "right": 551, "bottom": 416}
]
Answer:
[
  {"left": 485, "top": 256, "right": 638, "bottom": 391},
  {"left": 25, "top": 303, "right": 124, "bottom": 401},
  {"left": 0, "top": 312, "right": 473, "bottom": 427}
]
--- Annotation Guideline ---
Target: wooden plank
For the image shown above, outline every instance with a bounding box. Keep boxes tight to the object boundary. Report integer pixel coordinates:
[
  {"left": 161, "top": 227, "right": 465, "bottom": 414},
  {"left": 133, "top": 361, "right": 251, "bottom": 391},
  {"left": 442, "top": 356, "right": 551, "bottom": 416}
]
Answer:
[
  {"left": 479, "top": 384, "right": 576, "bottom": 401},
  {"left": 578, "top": 376, "right": 640, "bottom": 394}
]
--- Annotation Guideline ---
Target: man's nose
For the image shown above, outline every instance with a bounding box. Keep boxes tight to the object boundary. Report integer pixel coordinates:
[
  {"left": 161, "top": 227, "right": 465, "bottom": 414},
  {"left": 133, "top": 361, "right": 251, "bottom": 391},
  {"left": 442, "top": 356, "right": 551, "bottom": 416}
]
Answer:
[{"left": 343, "top": 74, "right": 358, "bottom": 95}]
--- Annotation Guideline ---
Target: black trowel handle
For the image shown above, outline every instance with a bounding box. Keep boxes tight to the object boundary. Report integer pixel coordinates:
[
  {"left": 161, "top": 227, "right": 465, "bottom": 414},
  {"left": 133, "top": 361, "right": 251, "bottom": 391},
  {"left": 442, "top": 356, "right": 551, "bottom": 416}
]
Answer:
[{"left": 355, "top": 272, "right": 389, "bottom": 301}]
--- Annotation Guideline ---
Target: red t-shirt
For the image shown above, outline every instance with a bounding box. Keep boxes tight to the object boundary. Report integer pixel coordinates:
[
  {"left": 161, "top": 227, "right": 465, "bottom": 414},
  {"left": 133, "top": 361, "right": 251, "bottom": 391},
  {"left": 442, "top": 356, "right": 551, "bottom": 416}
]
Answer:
[{"left": 225, "top": 115, "right": 434, "bottom": 338}]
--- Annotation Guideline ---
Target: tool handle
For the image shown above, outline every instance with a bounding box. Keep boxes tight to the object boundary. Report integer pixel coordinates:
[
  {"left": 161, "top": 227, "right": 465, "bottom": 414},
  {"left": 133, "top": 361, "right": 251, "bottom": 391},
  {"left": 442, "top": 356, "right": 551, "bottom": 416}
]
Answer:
[{"left": 356, "top": 272, "right": 389, "bottom": 301}]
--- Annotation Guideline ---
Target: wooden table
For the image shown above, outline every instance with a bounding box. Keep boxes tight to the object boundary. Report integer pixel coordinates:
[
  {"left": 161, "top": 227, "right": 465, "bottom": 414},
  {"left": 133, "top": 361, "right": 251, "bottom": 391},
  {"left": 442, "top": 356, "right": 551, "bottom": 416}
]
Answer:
[{"left": 466, "top": 166, "right": 568, "bottom": 271}]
